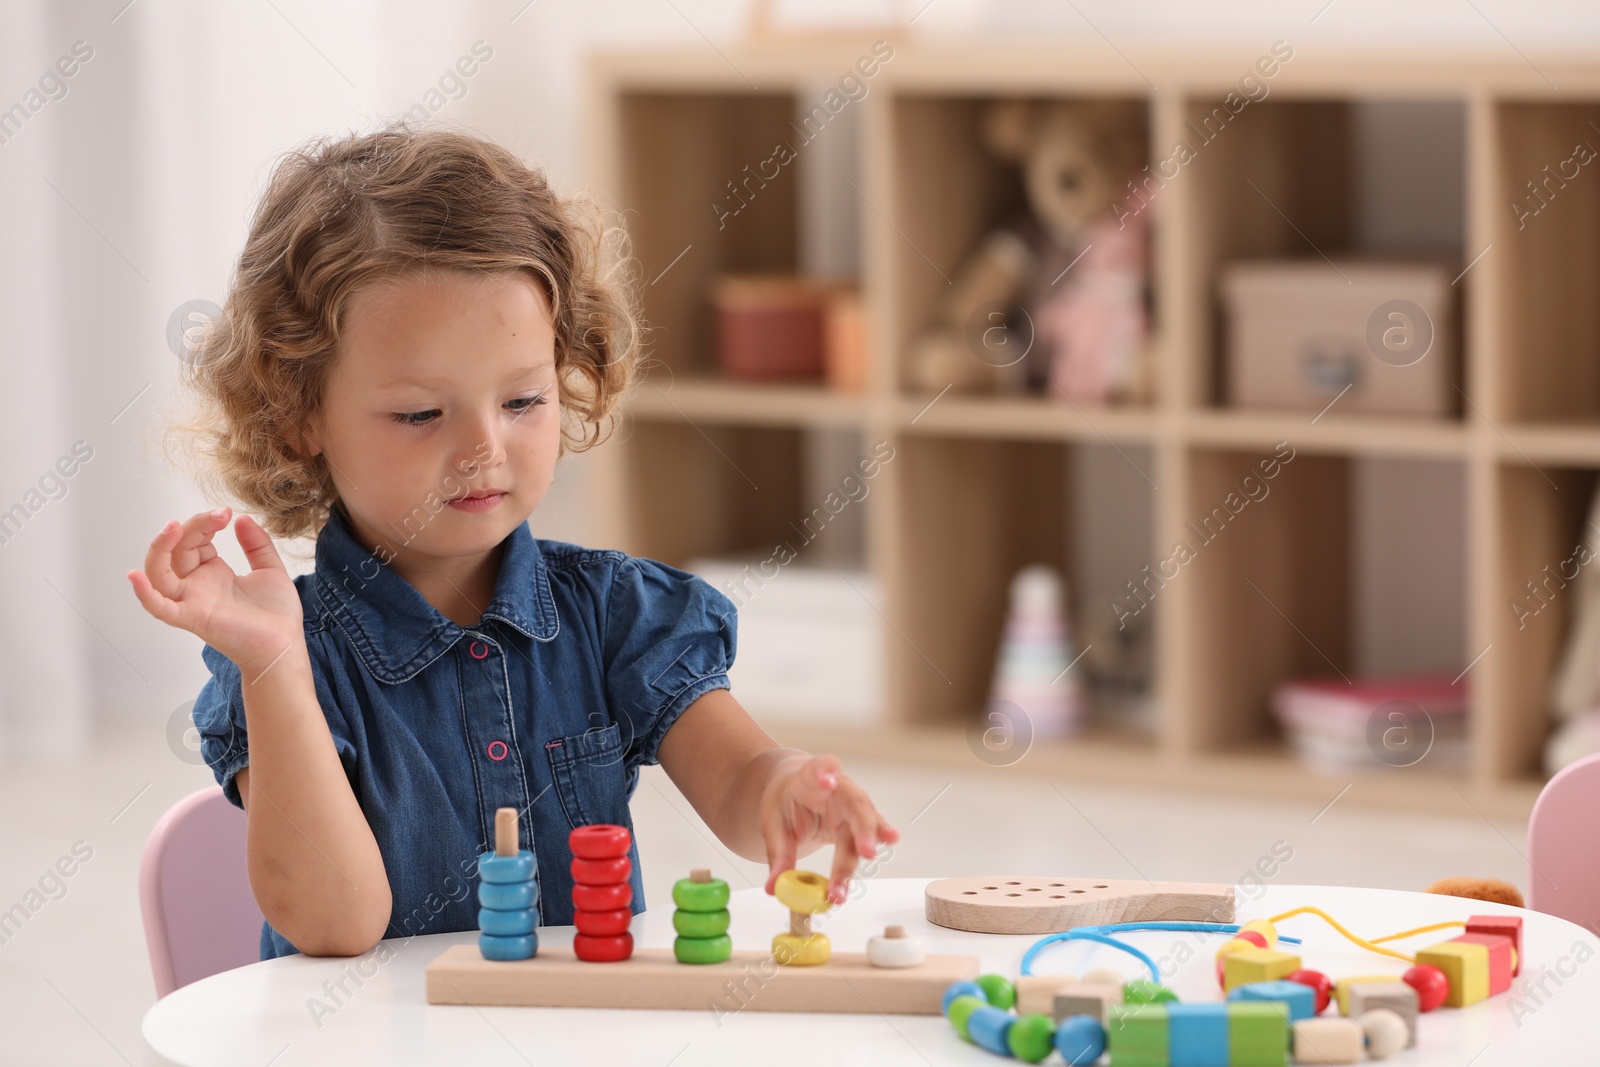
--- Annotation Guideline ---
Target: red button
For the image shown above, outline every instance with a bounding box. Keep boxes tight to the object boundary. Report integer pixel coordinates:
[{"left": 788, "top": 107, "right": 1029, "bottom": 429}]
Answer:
[
  {"left": 486, "top": 740, "right": 508, "bottom": 761},
  {"left": 470, "top": 640, "right": 489, "bottom": 659}
]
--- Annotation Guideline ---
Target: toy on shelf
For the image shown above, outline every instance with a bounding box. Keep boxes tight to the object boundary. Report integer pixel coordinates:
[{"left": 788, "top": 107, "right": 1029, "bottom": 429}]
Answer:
[
  {"left": 772, "top": 868, "right": 833, "bottom": 965},
  {"left": 906, "top": 98, "right": 1151, "bottom": 404},
  {"left": 671, "top": 867, "right": 732, "bottom": 964},
  {"left": 988, "top": 565, "right": 1086, "bottom": 740},
  {"left": 925, "top": 876, "right": 1236, "bottom": 935},
  {"left": 568, "top": 823, "right": 633, "bottom": 962},
  {"left": 476, "top": 807, "right": 538, "bottom": 961}
]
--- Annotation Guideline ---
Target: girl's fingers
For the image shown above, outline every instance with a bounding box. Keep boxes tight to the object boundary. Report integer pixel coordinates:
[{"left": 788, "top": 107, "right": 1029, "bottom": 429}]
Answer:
[
  {"left": 172, "top": 507, "right": 230, "bottom": 579},
  {"left": 838, "top": 786, "right": 893, "bottom": 859},
  {"left": 825, "top": 829, "right": 860, "bottom": 905},
  {"left": 126, "top": 567, "right": 182, "bottom": 628},
  {"left": 761, "top": 800, "right": 797, "bottom": 896},
  {"left": 784, "top": 754, "right": 842, "bottom": 813},
  {"left": 233, "top": 513, "right": 289, "bottom": 574},
  {"left": 141, "top": 520, "right": 184, "bottom": 599}
]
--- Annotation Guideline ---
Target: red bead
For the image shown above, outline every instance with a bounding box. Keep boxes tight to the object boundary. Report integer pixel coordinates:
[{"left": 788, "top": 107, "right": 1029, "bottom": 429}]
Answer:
[
  {"left": 574, "top": 931, "right": 633, "bottom": 962},
  {"left": 572, "top": 881, "right": 632, "bottom": 911},
  {"left": 1215, "top": 955, "right": 1228, "bottom": 988},
  {"left": 571, "top": 855, "right": 631, "bottom": 885},
  {"left": 1403, "top": 964, "right": 1450, "bottom": 1012},
  {"left": 569, "top": 824, "right": 632, "bottom": 860},
  {"left": 573, "top": 906, "right": 632, "bottom": 937},
  {"left": 1286, "top": 969, "right": 1333, "bottom": 1014},
  {"left": 1234, "top": 930, "right": 1269, "bottom": 950}
]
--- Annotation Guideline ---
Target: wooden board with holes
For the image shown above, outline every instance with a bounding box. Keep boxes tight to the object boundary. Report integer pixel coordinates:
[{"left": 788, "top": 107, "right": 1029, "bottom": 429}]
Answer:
[
  {"left": 924, "top": 877, "right": 1236, "bottom": 934},
  {"left": 425, "top": 944, "right": 981, "bottom": 1014}
]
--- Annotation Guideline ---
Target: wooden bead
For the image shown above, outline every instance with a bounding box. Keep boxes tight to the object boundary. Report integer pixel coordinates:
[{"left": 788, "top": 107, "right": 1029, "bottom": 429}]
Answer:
[
  {"left": 568, "top": 824, "right": 631, "bottom": 859},
  {"left": 1122, "top": 978, "right": 1178, "bottom": 1004},
  {"left": 573, "top": 906, "right": 631, "bottom": 937},
  {"left": 1359, "top": 1007, "right": 1409, "bottom": 1059},
  {"left": 1286, "top": 969, "right": 1333, "bottom": 1014},
  {"left": 477, "top": 849, "right": 536, "bottom": 884},
  {"left": 572, "top": 881, "right": 631, "bottom": 911},
  {"left": 1416, "top": 939, "right": 1490, "bottom": 1007},
  {"left": 946, "top": 994, "right": 986, "bottom": 1040},
  {"left": 974, "top": 973, "right": 1017, "bottom": 1010},
  {"left": 1465, "top": 914, "right": 1524, "bottom": 976},
  {"left": 1346, "top": 983, "right": 1416, "bottom": 1048},
  {"left": 1007, "top": 1013, "right": 1056, "bottom": 1063},
  {"left": 1292, "top": 1017, "right": 1363, "bottom": 1064},
  {"left": 1401, "top": 964, "right": 1449, "bottom": 1012},
  {"left": 943, "top": 980, "right": 985, "bottom": 1015},
  {"left": 478, "top": 879, "right": 537, "bottom": 911},
  {"left": 772, "top": 931, "right": 829, "bottom": 966},
  {"left": 478, "top": 931, "right": 537, "bottom": 960},
  {"left": 573, "top": 932, "right": 633, "bottom": 962},
  {"left": 1233, "top": 929, "right": 1270, "bottom": 950},
  {"left": 672, "top": 907, "right": 730, "bottom": 939},
  {"left": 967, "top": 1005, "right": 1016, "bottom": 1055},
  {"left": 671, "top": 873, "right": 729, "bottom": 912},
  {"left": 1081, "top": 967, "right": 1126, "bottom": 987},
  {"left": 1229, "top": 978, "right": 1317, "bottom": 1020},
  {"left": 866, "top": 926, "right": 926, "bottom": 968},
  {"left": 1015, "top": 975, "right": 1070, "bottom": 1016},
  {"left": 1238, "top": 919, "right": 1279, "bottom": 949},
  {"left": 478, "top": 907, "right": 535, "bottom": 937},
  {"left": 1054, "top": 1014, "right": 1106, "bottom": 1066},
  {"left": 673, "top": 933, "right": 732, "bottom": 964},
  {"left": 570, "top": 855, "right": 630, "bottom": 885},
  {"left": 773, "top": 869, "right": 831, "bottom": 914},
  {"left": 1052, "top": 981, "right": 1122, "bottom": 1025},
  {"left": 1222, "top": 946, "right": 1301, "bottom": 992}
]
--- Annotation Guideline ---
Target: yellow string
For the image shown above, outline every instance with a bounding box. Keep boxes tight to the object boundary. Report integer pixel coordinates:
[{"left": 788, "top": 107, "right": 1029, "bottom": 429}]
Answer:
[
  {"left": 1371, "top": 921, "right": 1464, "bottom": 945},
  {"left": 1266, "top": 906, "right": 1422, "bottom": 964}
]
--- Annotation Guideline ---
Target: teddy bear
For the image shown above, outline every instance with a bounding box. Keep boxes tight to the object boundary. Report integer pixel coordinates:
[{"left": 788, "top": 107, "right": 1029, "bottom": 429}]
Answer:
[
  {"left": 1425, "top": 877, "right": 1524, "bottom": 908},
  {"left": 907, "top": 97, "right": 1153, "bottom": 403}
]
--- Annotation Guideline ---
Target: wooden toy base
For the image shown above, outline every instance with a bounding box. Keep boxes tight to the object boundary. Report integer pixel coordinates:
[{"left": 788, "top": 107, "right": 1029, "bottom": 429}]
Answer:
[{"left": 425, "top": 944, "right": 981, "bottom": 1015}]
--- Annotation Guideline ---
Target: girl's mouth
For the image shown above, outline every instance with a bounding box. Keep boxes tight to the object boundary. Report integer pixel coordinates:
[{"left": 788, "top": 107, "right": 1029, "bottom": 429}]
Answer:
[{"left": 447, "top": 492, "right": 506, "bottom": 512}]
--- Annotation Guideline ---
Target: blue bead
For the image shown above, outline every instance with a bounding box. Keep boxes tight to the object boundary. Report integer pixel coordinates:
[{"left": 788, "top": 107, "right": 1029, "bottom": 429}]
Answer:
[
  {"left": 1167, "top": 1003, "right": 1230, "bottom": 1067},
  {"left": 479, "top": 931, "right": 538, "bottom": 960},
  {"left": 479, "top": 880, "right": 538, "bottom": 910},
  {"left": 943, "top": 980, "right": 987, "bottom": 1015},
  {"left": 1228, "top": 979, "right": 1317, "bottom": 1021},
  {"left": 967, "top": 1006, "right": 1016, "bottom": 1056},
  {"left": 478, "top": 907, "right": 536, "bottom": 936},
  {"left": 1054, "top": 1015, "right": 1106, "bottom": 1066},
  {"left": 477, "top": 849, "right": 536, "bottom": 884}
]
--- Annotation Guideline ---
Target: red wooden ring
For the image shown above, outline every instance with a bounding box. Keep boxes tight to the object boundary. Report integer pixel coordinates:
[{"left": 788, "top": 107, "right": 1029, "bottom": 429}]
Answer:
[
  {"left": 572, "top": 906, "right": 632, "bottom": 937},
  {"left": 569, "top": 824, "right": 632, "bottom": 860},
  {"left": 573, "top": 931, "right": 633, "bottom": 962},
  {"left": 571, "top": 855, "right": 631, "bottom": 885},
  {"left": 572, "top": 881, "right": 632, "bottom": 911}
]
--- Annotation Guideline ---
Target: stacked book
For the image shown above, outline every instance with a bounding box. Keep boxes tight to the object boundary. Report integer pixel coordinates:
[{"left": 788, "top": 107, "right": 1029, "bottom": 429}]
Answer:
[{"left": 1271, "top": 674, "right": 1468, "bottom": 771}]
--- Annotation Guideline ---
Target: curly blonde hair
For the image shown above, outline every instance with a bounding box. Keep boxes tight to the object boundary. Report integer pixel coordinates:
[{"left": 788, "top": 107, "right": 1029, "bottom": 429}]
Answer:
[{"left": 165, "top": 124, "right": 641, "bottom": 543}]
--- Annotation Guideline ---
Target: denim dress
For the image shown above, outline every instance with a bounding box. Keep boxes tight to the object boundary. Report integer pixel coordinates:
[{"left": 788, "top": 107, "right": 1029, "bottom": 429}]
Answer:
[{"left": 191, "top": 503, "right": 737, "bottom": 960}]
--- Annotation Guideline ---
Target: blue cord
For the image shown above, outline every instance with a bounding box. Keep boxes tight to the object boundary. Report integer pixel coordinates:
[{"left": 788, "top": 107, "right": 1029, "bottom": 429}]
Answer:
[{"left": 1019, "top": 922, "right": 1303, "bottom": 979}]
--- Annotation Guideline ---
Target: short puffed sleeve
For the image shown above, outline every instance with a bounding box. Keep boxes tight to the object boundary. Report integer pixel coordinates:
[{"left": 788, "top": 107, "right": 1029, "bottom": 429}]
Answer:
[
  {"left": 602, "top": 555, "right": 738, "bottom": 770},
  {"left": 191, "top": 641, "right": 356, "bottom": 809}
]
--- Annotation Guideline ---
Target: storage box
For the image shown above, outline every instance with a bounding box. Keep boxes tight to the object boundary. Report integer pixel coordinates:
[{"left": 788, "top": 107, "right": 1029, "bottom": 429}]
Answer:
[
  {"left": 1220, "top": 261, "right": 1456, "bottom": 417},
  {"left": 711, "top": 275, "right": 863, "bottom": 385},
  {"left": 684, "top": 556, "right": 883, "bottom": 727}
]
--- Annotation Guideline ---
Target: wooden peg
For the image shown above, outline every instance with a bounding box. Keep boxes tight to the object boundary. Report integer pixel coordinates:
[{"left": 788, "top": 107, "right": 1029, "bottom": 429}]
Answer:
[
  {"left": 690, "top": 868, "right": 711, "bottom": 883},
  {"left": 496, "top": 807, "right": 519, "bottom": 857}
]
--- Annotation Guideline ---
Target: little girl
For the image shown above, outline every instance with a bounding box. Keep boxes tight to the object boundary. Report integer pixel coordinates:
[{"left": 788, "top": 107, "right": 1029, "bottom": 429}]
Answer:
[{"left": 127, "top": 126, "right": 898, "bottom": 960}]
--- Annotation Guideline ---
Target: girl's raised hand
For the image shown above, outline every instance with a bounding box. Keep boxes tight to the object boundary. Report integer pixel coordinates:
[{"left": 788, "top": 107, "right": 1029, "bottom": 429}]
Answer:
[
  {"left": 127, "top": 506, "right": 305, "bottom": 677},
  {"left": 759, "top": 754, "right": 900, "bottom": 906}
]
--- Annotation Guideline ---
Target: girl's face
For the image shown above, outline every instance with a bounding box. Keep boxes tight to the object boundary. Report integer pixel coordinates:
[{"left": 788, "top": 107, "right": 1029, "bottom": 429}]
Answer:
[{"left": 304, "top": 267, "right": 561, "bottom": 565}]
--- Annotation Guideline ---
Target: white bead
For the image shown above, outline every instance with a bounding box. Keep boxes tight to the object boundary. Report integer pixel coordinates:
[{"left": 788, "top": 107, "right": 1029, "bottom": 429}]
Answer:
[
  {"left": 1081, "top": 968, "right": 1126, "bottom": 987},
  {"left": 1359, "top": 1008, "right": 1408, "bottom": 1059},
  {"left": 866, "top": 930, "right": 926, "bottom": 968}
]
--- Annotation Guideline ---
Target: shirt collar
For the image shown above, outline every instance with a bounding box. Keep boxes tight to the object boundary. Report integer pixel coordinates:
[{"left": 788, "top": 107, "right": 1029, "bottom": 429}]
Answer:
[{"left": 313, "top": 501, "right": 560, "bottom": 684}]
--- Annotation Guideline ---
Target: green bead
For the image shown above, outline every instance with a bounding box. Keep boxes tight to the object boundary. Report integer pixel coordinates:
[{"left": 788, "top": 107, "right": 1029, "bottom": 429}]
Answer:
[
  {"left": 1008, "top": 1012, "right": 1057, "bottom": 1063},
  {"left": 974, "top": 973, "right": 1016, "bottom": 1010},
  {"left": 672, "top": 908, "right": 731, "bottom": 939},
  {"left": 946, "top": 994, "right": 987, "bottom": 1041},
  {"left": 672, "top": 876, "right": 730, "bottom": 912},
  {"left": 673, "top": 933, "right": 732, "bottom": 964},
  {"left": 1123, "top": 978, "right": 1179, "bottom": 1004}
]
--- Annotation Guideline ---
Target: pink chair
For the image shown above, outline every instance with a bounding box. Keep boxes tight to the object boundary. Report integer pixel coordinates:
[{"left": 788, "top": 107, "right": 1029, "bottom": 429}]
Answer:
[
  {"left": 140, "top": 786, "right": 265, "bottom": 998},
  {"left": 1527, "top": 751, "right": 1600, "bottom": 934}
]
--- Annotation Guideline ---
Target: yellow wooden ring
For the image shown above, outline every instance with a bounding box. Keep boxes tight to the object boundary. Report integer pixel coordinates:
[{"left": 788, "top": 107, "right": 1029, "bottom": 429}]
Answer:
[
  {"left": 772, "top": 931, "right": 831, "bottom": 966},
  {"left": 774, "top": 869, "right": 832, "bottom": 914}
]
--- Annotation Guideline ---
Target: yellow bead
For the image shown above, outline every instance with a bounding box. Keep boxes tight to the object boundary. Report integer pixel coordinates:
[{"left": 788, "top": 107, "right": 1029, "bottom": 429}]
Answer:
[
  {"left": 1222, "top": 947, "right": 1301, "bottom": 992},
  {"left": 772, "top": 931, "right": 830, "bottom": 966},
  {"left": 1238, "top": 920, "right": 1279, "bottom": 950},
  {"left": 1216, "top": 937, "right": 1254, "bottom": 961},
  {"left": 774, "top": 870, "right": 832, "bottom": 914}
]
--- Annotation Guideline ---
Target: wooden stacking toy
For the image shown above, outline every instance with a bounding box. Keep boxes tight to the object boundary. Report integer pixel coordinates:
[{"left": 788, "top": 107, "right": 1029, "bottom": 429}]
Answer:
[
  {"left": 568, "top": 823, "right": 633, "bottom": 963},
  {"left": 866, "top": 924, "right": 926, "bottom": 968},
  {"left": 477, "top": 807, "right": 538, "bottom": 961},
  {"left": 671, "top": 868, "right": 732, "bottom": 964},
  {"left": 772, "top": 869, "right": 833, "bottom": 966}
]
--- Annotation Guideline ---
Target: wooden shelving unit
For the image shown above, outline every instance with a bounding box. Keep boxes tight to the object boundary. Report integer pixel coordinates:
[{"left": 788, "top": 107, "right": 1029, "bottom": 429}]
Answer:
[{"left": 583, "top": 43, "right": 1600, "bottom": 819}]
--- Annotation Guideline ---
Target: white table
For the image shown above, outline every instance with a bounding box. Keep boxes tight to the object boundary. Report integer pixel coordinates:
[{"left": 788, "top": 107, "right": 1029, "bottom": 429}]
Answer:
[{"left": 143, "top": 879, "right": 1597, "bottom": 1066}]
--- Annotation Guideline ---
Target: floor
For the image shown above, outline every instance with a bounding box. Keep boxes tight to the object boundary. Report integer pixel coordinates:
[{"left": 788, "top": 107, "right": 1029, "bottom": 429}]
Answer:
[{"left": 0, "top": 715, "right": 1529, "bottom": 1066}]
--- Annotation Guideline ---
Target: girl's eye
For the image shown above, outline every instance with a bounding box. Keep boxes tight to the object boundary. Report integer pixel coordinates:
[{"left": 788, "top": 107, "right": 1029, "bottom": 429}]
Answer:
[{"left": 389, "top": 394, "right": 547, "bottom": 427}]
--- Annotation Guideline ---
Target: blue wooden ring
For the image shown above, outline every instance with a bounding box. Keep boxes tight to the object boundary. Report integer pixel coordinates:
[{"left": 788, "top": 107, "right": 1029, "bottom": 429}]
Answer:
[
  {"left": 478, "top": 907, "right": 536, "bottom": 936},
  {"left": 479, "top": 931, "right": 538, "bottom": 960},
  {"left": 477, "top": 849, "right": 536, "bottom": 884},
  {"left": 479, "top": 880, "right": 538, "bottom": 910}
]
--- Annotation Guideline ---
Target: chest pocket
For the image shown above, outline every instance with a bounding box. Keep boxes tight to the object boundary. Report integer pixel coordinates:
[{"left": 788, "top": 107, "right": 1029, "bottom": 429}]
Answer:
[{"left": 546, "top": 721, "right": 632, "bottom": 831}]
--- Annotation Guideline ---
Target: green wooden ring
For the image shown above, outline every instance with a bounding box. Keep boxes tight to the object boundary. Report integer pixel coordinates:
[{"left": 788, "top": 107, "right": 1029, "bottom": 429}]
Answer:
[
  {"left": 672, "top": 907, "right": 730, "bottom": 938},
  {"left": 671, "top": 876, "right": 730, "bottom": 912},
  {"left": 673, "top": 933, "right": 733, "bottom": 964}
]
